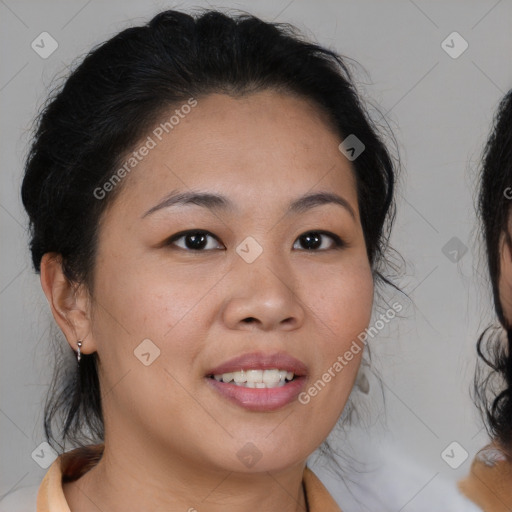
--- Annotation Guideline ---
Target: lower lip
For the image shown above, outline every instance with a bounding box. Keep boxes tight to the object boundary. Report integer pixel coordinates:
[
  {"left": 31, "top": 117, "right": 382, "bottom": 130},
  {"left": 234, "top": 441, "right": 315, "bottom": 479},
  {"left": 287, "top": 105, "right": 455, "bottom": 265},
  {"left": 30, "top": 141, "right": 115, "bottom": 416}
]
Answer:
[{"left": 205, "top": 377, "right": 307, "bottom": 412}]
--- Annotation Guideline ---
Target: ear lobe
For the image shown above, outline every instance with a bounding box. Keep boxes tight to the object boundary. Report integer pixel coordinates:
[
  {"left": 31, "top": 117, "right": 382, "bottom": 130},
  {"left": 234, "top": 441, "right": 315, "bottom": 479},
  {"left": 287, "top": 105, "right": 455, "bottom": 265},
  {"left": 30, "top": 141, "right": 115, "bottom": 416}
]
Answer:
[
  {"left": 498, "top": 233, "right": 512, "bottom": 326},
  {"left": 39, "top": 253, "right": 96, "bottom": 354}
]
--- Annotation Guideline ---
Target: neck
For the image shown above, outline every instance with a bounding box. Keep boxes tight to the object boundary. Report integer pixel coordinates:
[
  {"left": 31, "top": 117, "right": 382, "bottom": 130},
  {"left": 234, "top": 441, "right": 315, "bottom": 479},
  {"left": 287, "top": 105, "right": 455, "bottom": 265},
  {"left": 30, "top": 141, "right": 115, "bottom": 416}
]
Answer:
[{"left": 63, "top": 438, "right": 309, "bottom": 512}]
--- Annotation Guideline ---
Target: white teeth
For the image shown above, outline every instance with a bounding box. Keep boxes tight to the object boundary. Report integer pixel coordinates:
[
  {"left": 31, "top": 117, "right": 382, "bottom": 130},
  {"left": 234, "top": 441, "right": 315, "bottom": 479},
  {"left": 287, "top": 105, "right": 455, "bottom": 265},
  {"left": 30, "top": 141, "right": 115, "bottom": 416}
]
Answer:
[
  {"left": 263, "top": 369, "right": 281, "bottom": 384},
  {"left": 233, "top": 371, "right": 246, "bottom": 383},
  {"left": 211, "top": 368, "right": 296, "bottom": 388},
  {"left": 246, "top": 369, "right": 263, "bottom": 382},
  {"left": 221, "top": 372, "right": 234, "bottom": 383}
]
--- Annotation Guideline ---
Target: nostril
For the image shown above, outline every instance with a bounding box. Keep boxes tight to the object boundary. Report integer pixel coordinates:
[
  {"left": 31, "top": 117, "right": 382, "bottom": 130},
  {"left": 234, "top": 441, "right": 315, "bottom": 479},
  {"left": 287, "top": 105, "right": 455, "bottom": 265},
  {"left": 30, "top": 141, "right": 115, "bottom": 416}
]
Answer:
[{"left": 243, "top": 317, "right": 257, "bottom": 323}]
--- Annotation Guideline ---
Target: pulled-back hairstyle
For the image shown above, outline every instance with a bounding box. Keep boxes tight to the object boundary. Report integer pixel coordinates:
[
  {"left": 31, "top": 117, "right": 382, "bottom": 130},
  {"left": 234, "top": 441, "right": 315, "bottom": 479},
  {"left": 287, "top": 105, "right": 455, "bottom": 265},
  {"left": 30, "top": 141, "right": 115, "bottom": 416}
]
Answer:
[
  {"left": 21, "top": 9, "right": 398, "bottom": 453},
  {"left": 475, "top": 89, "right": 512, "bottom": 451}
]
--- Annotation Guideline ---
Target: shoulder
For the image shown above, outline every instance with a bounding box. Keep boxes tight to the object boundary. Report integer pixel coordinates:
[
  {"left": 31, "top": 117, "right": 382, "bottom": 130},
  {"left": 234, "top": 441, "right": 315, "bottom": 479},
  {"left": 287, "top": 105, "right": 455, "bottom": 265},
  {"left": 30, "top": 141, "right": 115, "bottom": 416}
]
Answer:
[
  {"left": 458, "top": 444, "right": 512, "bottom": 512},
  {"left": 0, "top": 484, "right": 39, "bottom": 512}
]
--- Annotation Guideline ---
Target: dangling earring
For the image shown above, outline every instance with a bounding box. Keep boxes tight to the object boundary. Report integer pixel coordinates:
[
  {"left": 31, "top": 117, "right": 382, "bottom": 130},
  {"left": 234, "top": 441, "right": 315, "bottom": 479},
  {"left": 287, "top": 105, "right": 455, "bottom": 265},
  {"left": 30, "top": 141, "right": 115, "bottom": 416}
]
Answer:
[
  {"left": 76, "top": 340, "right": 82, "bottom": 365},
  {"left": 355, "top": 366, "right": 370, "bottom": 394}
]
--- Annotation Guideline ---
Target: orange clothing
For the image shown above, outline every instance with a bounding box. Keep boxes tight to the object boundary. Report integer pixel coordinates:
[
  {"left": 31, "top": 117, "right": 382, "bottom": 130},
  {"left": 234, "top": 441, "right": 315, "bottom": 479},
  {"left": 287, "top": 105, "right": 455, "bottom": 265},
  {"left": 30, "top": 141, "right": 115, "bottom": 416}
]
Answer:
[
  {"left": 458, "top": 444, "right": 512, "bottom": 511},
  {"left": 36, "top": 443, "right": 341, "bottom": 511}
]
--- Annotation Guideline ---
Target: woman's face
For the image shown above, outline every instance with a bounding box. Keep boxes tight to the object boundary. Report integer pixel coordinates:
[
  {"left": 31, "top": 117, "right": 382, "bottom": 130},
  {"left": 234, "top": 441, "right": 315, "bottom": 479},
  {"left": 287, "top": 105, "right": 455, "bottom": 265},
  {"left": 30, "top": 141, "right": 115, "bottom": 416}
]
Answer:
[
  {"left": 499, "top": 223, "right": 512, "bottom": 325},
  {"left": 86, "top": 90, "right": 374, "bottom": 473}
]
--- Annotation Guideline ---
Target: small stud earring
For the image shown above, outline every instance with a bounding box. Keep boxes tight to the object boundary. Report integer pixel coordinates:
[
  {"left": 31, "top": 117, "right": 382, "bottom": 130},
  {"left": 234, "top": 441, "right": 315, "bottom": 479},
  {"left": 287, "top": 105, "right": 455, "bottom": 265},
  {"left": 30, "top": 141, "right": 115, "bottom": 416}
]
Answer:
[{"left": 76, "top": 340, "right": 82, "bottom": 364}]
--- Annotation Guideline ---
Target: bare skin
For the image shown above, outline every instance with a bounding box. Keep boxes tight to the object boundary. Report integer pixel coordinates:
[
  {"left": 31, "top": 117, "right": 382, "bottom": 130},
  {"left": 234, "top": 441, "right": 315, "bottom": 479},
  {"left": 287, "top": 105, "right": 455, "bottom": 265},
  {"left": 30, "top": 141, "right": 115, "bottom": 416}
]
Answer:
[
  {"left": 499, "top": 227, "right": 512, "bottom": 324},
  {"left": 40, "top": 90, "right": 374, "bottom": 512}
]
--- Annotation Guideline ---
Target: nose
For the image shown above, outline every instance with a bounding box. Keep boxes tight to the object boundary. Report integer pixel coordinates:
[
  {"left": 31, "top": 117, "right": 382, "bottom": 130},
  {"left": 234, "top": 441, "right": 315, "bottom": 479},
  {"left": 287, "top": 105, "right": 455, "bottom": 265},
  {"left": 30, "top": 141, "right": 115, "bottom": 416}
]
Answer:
[{"left": 221, "top": 256, "right": 305, "bottom": 332}]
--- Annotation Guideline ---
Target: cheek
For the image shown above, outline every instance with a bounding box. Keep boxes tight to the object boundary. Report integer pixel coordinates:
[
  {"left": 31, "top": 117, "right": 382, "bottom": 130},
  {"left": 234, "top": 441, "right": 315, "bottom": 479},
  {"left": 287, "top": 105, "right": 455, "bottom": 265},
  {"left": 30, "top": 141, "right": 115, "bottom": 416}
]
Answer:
[
  {"left": 301, "top": 261, "right": 373, "bottom": 405},
  {"left": 307, "top": 262, "right": 374, "bottom": 347},
  {"left": 95, "top": 256, "right": 220, "bottom": 340},
  {"left": 90, "top": 258, "right": 214, "bottom": 419},
  {"left": 291, "top": 263, "right": 373, "bottom": 451}
]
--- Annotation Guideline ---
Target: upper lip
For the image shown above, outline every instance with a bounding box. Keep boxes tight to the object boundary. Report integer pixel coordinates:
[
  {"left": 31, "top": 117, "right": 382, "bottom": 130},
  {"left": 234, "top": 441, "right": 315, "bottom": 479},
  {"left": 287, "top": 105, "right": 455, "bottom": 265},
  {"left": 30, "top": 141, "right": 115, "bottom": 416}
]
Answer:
[{"left": 206, "top": 351, "right": 308, "bottom": 377}]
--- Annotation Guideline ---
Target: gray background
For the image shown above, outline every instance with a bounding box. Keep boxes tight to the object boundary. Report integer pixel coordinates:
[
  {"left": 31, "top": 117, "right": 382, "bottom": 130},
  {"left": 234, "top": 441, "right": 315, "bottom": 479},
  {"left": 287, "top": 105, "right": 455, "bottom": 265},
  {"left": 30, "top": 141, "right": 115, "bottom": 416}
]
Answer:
[{"left": 1, "top": 0, "right": 511, "bottom": 506}]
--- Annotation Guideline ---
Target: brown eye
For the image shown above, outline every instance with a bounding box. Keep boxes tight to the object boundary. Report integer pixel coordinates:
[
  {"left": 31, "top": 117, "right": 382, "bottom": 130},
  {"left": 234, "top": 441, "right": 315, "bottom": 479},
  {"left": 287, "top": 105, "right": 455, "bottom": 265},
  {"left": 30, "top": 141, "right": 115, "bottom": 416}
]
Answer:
[
  {"left": 166, "top": 230, "right": 224, "bottom": 251},
  {"left": 293, "top": 231, "right": 344, "bottom": 251}
]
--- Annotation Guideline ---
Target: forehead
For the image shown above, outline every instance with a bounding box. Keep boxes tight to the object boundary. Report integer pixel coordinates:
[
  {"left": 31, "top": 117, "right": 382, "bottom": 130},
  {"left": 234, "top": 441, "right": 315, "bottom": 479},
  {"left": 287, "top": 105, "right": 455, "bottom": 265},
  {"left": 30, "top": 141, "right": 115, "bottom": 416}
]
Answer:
[{"left": 110, "top": 90, "right": 359, "bottom": 218}]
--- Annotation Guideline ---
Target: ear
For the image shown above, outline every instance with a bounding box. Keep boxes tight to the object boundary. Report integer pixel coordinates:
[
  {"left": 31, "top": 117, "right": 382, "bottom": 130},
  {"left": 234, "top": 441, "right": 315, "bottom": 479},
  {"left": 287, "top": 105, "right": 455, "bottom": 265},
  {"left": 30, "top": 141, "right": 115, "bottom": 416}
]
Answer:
[
  {"left": 40, "top": 252, "right": 97, "bottom": 355},
  {"left": 498, "top": 232, "right": 512, "bottom": 327}
]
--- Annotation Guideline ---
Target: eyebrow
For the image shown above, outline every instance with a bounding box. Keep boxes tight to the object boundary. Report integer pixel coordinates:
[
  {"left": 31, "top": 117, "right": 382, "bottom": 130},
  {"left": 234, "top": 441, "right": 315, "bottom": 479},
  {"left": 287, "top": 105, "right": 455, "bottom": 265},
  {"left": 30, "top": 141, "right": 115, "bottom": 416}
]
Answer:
[{"left": 142, "top": 189, "right": 356, "bottom": 219}]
